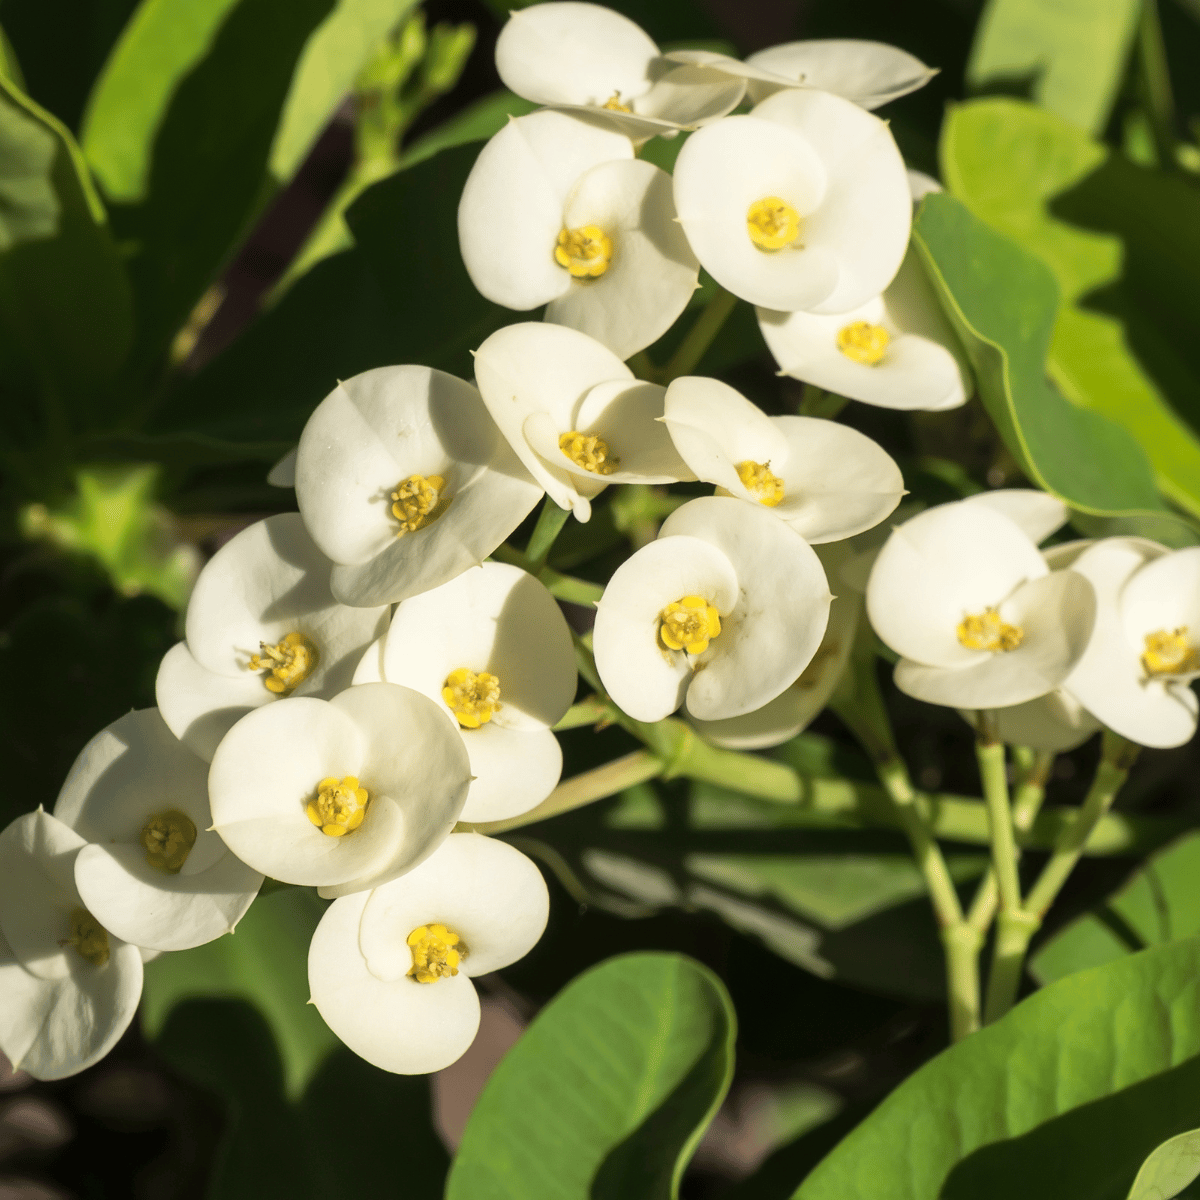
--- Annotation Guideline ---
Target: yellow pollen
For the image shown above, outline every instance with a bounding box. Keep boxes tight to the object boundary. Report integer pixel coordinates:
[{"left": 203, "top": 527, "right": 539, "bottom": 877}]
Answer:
[
  {"left": 407, "top": 922, "right": 467, "bottom": 984},
  {"left": 837, "top": 321, "right": 890, "bottom": 366},
  {"left": 1142, "top": 627, "right": 1200, "bottom": 677},
  {"left": 141, "top": 809, "right": 197, "bottom": 874},
  {"left": 248, "top": 631, "right": 318, "bottom": 695},
  {"left": 391, "top": 474, "right": 447, "bottom": 537},
  {"left": 747, "top": 196, "right": 801, "bottom": 251},
  {"left": 660, "top": 595, "right": 722, "bottom": 656},
  {"left": 957, "top": 608, "right": 1024, "bottom": 653},
  {"left": 736, "top": 460, "right": 785, "bottom": 507},
  {"left": 559, "top": 430, "right": 618, "bottom": 474},
  {"left": 306, "top": 776, "right": 370, "bottom": 838},
  {"left": 601, "top": 92, "right": 631, "bottom": 113},
  {"left": 442, "top": 667, "right": 502, "bottom": 729},
  {"left": 65, "top": 907, "right": 109, "bottom": 967},
  {"left": 555, "top": 225, "right": 612, "bottom": 278}
]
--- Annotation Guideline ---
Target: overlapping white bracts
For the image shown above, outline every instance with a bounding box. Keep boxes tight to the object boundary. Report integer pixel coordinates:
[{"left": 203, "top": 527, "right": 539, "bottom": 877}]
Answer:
[{"left": 744, "top": 40, "right": 937, "bottom": 108}]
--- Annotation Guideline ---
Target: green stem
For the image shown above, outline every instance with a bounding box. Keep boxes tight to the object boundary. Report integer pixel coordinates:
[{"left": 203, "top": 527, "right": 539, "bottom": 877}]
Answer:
[
  {"left": 798, "top": 385, "right": 850, "bottom": 420},
  {"left": 525, "top": 498, "right": 571, "bottom": 571},
  {"left": 943, "top": 923, "right": 984, "bottom": 1041},
  {"left": 976, "top": 722, "right": 1021, "bottom": 915},
  {"left": 661, "top": 288, "right": 739, "bottom": 382},
  {"left": 1138, "top": 0, "right": 1177, "bottom": 168}
]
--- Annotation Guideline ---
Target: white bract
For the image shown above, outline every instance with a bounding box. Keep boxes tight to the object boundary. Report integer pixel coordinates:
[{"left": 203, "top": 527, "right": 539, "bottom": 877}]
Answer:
[
  {"left": 866, "top": 501, "right": 1096, "bottom": 709},
  {"left": 673, "top": 88, "right": 910, "bottom": 314},
  {"left": 294, "top": 366, "right": 543, "bottom": 608},
  {"left": 979, "top": 689, "right": 1102, "bottom": 753},
  {"left": 353, "top": 562, "right": 576, "bottom": 824},
  {"left": 0, "top": 810, "right": 143, "bottom": 1079},
  {"left": 308, "top": 832, "right": 548, "bottom": 1074},
  {"left": 593, "top": 495, "right": 832, "bottom": 722},
  {"left": 54, "top": 709, "right": 262, "bottom": 952},
  {"left": 757, "top": 245, "right": 972, "bottom": 411},
  {"left": 495, "top": 2, "right": 745, "bottom": 137},
  {"left": 472, "top": 322, "right": 694, "bottom": 520},
  {"left": 1061, "top": 540, "right": 1200, "bottom": 748},
  {"left": 208, "top": 682, "right": 471, "bottom": 896},
  {"left": 662, "top": 375, "right": 903, "bottom": 542},
  {"left": 744, "top": 40, "right": 938, "bottom": 109},
  {"left": 458, "top": 109, "right": 699, "bottom": 360},
  {"left": 156, "top": 514, "right": 388, "bottom": 761}
]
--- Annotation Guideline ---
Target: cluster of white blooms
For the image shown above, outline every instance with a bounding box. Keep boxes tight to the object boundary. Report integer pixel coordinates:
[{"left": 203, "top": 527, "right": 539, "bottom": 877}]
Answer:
[{"left": 5, "top": 2, "right": 1194, "bottom": 1085}]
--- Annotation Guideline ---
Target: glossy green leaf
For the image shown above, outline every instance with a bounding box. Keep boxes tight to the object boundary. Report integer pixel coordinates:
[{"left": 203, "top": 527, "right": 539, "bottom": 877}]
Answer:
[
  {"left": 967, "top": 0, "right": 1139, "bottom": 133},
  {"left": 1032, "top": 832, "right": 1200, "bottom": 985},
  {"left": 912, "top": 191, "right": 1181, "bottom": 527},
  {"left": 941, "top": 99, "right": 1200, "bottom": 525},
  {"left": 142, "top": 886, "right": 338, "bottom": 1098},
  {"left": 1127, "top": 1128, "right": 1200, "bottom": 1200},
  {"left": 446, "top": 952, "right": 735, "bottom": 1200},
  {"left": 795, "top": 936, "right": 1200, "bottom": 1199}
]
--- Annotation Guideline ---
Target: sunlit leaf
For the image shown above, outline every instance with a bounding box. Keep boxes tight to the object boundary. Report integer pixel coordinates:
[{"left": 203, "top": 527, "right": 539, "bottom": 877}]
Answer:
[{"left": 1127, "top": 1128, "right": 1200, "bottom": 1200}]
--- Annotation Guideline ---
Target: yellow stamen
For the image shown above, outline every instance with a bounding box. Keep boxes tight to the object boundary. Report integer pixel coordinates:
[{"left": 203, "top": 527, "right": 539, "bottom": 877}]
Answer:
[
  {"left": 559, "top": 430, "right": 618, "bottom": 474},
  {"left": 736, "top": 460, "right": 785, "bottom": 507},
  {"left": 555, "top": 225, "right": 613, "bottom": 278},
  {"left": 660, "top": 595, "right": 722, "bottom": 655},
  {"left": 442, "top": 667, "right": 502, "bottom": 729},
  {"left": 602, "top": 93, "right": 630, "bottom": 113},
  {"left": 306, "top": 776, "right": 370, "bottom": 838},
  {"left": 957, "top": 608, "right": 1023, "bottom": 653},
  {"left": 391, "top": 474, "right": 447, "bottom": 537},
  {"left": 248, "top": 631, "right": 318, "bottom": 695},
  {"left": 747, "top": 196, "right": 801, "bottom": 251},
  {"left": 1142, "top": 627, "right": 1200, "bottom": 677},
  {"left": 141, "top": 809, "right": 197, "bottom": 874},
  {"left": 837, "top": 321, "right": 890, "bottom": 366},
  {"left": 407, "top": 922, "right": 467, "bottom": 984},
  {"left": 65, "top": 908, "right": 109, "bottom": 967}
]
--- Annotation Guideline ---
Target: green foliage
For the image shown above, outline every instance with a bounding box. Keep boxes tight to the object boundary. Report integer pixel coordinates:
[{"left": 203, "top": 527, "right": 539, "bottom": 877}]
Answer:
[
  {"left": 446, "top": 953, "right": 735, "bottom": 1200},
  {"left": 795, "top": 936, "right": 1200, "bottom": 1199},
  {"left": 1127, "top": 1128, "right": 1200, "bottom": 1200},
  {"left": 967, "top": 0, "right": 1140, "bottom": 133}
]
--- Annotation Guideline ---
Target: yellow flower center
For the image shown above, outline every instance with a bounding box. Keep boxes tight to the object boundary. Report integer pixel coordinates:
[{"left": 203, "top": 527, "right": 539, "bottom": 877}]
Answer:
[
  {"left": 602, "top": 92, "right": 630, "bottom": 113},
  {"left": 65, "top": 907, "right": 109, "bottom": 967},
  {"left": 442, "top": 668, "right": 502, "bottom": 729},
  {"left": 141, "top": 809, "right": 197, "bottom": 874},
  {"left": 391, "top": 474, "right": 447, "bottom": 537},
  {"left": 248, "top": 631, "right": 318, "bottom": 695},
  {"left": 747, "top": 196, "right": 801, "bottom": 251},
  {"left": 736, "top": 460, "right": 785, "bottom": 507},
  {"left": 407, "top": 922, "right": 466, "bottom": 984},
  {"left": 306, "top": 776, "right": 370, "bottom": 838},
  {"left": 559, "top": 430, "right": 618, "bottom": 474},
  {"left": 1142, "top": 627, "right": 1200, "bottom": 677},
  {"left": 957, "top": 608, "right": 1024, "bottom": 653},
  {"left": 837, "top": 321, "right": 890, "bottom": 366},
  {"left": 555, "top": 224, "right": 613, "bottom": 278},
  {"left": 660, "top": 595, "right": 722, "bottom": 655}
]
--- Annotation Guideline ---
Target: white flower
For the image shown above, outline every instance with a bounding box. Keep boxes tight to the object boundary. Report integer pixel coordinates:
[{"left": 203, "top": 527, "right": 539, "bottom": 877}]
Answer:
[
  {"left": 208, "top": 683, "right": 471, "bottom": 897},
  {"left": 53, "top": 709, "right": 262, "bottom": 951},
  {"left": 353, "top": 562, "right": 576, "bottom": 823},
  {"left": 0, "top": 810, "right": 143, "bottom": 1079},
  {"left": 156, "top": 514, "right": 388, "bottom": 761},
  {"left": 494, "top": 2, "right": 745, "bottom": 137},
  {"left": 757, "top": 244, "right": 972, "bottom": 411},
  {"left": 294, "top": 366, "right": 544, "bottom": 608},
  {"left": 672, "top": 89, "right": 910, "bottom": 314},
  {"left": 308, "top": 832, "right": 548, "bottom": 1074},
  {"left": 983, "top": 689, "right": 1102, "bottom": 753},
  {"left": 593, "top": 495, "right": 832, "bottom": 722},
  {"left": 662, "top": 375, "right": 903, "bottom": 542},
  {"left": 1060, "top": 540, "right": 1200, "bottom": 748},
  {"left": 472, "top": 322, "right": 695, "bottom": 520},
  {"left": 963, "top": 488, "right": 1070, "bottom": 546},
  {"left": 743, "top": 40, "right": 937, "bottom": 109},
  {"left": 866, "top": 500, "right": 1096, "bottom": 709},
  {"left": 458, "top": 110, "right": 699, "bottom": 360}
]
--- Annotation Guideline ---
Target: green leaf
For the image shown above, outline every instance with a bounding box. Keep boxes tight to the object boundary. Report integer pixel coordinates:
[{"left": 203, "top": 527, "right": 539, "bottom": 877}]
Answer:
[
  {"left": 912, "top": 191, "right": 1186, "bottom": 529},
  {"left": 446, "top": 952, "right": 735, "bottom": 1200},
  {"left": 940, "top": 98, "right": 1200, "bottom": 526},
  {"left": 1031, "top": 832, "right": 1200, "bottom": 985},
  {"left": 398, "top": 88, "right": 538, "bottom": 170},
  {"left": 966, "top": 0, "right": 1140, "bottom": 133},
  {"left": 142, "top": 886, "right": 338, "bottom": 1098},
  {"left": 1127, "top": 1128, "right": 1200, "bottom": 1200},
  {"left": 794, "top": 936, "right": 1200, "bottom": 1200}
]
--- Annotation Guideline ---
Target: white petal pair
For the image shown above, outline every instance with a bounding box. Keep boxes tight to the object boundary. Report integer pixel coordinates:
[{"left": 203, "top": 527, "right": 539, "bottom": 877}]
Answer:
[{"left": 308, "top": 833, "right": 548, "bottom": 1074}]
